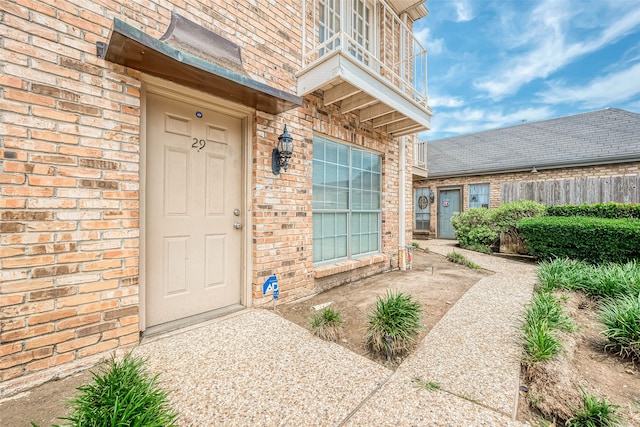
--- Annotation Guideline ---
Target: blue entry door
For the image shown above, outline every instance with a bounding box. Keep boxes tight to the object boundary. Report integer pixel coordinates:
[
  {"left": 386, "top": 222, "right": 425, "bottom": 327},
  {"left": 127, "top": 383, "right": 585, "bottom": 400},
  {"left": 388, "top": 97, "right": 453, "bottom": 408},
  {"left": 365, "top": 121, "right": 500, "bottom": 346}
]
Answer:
[{"left": 438, "top": 189, "right": 461, "bottom": 239}]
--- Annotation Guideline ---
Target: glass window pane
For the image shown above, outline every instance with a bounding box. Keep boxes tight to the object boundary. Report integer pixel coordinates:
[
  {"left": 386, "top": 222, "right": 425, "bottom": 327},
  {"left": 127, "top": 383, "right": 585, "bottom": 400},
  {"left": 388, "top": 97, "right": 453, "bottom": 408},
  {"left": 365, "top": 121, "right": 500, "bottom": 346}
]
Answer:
[
  {"left": 323, "top": 237, "right": 335, "bottom": 260},
  {"left": 363, "top": 152, "right": 372, "bottom": 171},
  {"left": 312, "top": 185, "right": 324, "bottom": 209},
  {"left": 326, "top": 163, "right": 337, "bottom": 186},
  {"left": 351, "top": 234, "right": 360, "bottom": 255},
  {"left": 313, "top": 239, "right": 322, "bottom": 263},
  {"left": 338, "top": 166, "right": 349, "bottom": 188},
  {"left": 352, "top": 150, "right": 362, "bottom": 169},
  {"left": 326, "top": 143, "right": 338, "bottom": 163},
  {"left": 337, "top": 189, "right": 348, "bottom": 209},
  {"left": 338, "top": 144, "right": 349, "bottom": 166},
  {"left": 336, "top": 236, "right": 347, "bottom": 257},
  {"left": 313, "top": 160, "right": 324, "bottom": 184},
  {"left": 352, "top": 190, "right": 362, "bottom": 210},
  {"left": 336, "top": 214, "right": 347, "bottom": 234},
  {"left": 313, "top": 214, "right": 322, "bottom": 239},
  {"left": 370, "top": 154, "right": 381, "bottom": 172},
  {"left": 323, "top": 213, "right": 335, "bottom": 235},
  {"left": 315, "top": 139, "right": 325, "bottom": 161}
]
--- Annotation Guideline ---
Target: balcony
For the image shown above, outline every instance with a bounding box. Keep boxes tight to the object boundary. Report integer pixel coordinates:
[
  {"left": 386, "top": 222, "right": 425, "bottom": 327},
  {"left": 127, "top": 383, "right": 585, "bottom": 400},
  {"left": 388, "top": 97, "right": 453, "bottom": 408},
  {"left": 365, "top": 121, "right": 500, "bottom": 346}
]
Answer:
[
  {"left": 298, "top": 0, "right": 433, "bottom": 137},
  {"left": 413, "top": 137, "right": 428, "bottom": 178}
]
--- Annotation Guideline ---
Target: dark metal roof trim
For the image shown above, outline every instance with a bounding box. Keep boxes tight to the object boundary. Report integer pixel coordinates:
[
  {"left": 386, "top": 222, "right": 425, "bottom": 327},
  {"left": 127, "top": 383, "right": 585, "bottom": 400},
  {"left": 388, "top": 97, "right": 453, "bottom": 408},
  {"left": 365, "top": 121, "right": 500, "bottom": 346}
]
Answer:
[{"left": 98, "top": 17, "right": 301, "bottom": 114}]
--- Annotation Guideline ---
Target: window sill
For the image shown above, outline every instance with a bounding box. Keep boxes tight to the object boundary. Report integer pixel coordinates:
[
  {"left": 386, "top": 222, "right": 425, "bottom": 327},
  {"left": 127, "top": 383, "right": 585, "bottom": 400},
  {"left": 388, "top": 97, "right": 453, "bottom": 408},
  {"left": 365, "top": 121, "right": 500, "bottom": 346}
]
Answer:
[{"left": 313, "top": 253, "right": 386, "bottom": 279}]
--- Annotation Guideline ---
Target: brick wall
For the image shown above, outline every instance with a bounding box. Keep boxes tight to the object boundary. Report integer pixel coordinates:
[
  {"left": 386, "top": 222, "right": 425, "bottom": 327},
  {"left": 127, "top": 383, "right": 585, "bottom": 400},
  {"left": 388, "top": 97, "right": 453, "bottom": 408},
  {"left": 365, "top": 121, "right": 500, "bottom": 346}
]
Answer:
[
  {"left": 251, "top": 93, "right": 403, "bottom": 305},
  {"left": 416, "top": 162, "right": 640, "bottom": 235},
  {"left": 1, "top": 0, "right": 412, "bottom": 392}
]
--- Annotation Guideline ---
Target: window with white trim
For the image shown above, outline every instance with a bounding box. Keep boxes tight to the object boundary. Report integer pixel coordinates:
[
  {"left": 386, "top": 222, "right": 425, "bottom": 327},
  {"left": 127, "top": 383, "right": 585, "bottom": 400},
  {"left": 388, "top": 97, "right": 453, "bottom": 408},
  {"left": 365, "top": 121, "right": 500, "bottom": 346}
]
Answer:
[
  {"left": 468, "top": 183, "right": 490, "bottom": 209},
  {"left": 313, "top": 136, "right": 381, "bottom": 264}
]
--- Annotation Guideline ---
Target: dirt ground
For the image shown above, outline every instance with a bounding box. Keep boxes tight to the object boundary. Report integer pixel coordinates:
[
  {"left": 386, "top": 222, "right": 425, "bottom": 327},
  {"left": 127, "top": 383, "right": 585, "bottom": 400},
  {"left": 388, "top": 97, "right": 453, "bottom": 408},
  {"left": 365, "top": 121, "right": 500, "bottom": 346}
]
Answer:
[
  {"left": 518, "top": 291, "right": 640, "bottom": 426},
  {"left": 276, "top": 248, "right": 491, "bottom": 367},
  {"left": 0, "top": 368, "right": 95, "bottom": 427}
]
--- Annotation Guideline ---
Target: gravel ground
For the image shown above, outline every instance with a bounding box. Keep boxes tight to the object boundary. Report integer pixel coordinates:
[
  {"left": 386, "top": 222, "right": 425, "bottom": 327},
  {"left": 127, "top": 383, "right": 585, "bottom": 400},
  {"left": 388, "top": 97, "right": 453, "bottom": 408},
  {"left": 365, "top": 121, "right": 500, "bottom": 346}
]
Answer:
[
  {"left": 133, "top": 310, "right": 392, "bottom": 427},
  {"left": 130, "top": 239, "right": 535, "bottom": 426}
]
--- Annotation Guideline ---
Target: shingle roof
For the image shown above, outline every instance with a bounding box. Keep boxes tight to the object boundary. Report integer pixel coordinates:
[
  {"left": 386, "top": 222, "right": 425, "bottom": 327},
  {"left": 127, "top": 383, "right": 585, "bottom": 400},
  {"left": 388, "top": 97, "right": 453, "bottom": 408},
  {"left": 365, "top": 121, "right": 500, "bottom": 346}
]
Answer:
[{"left": 426, "top": 108, "right": 640, "bottom": 178}]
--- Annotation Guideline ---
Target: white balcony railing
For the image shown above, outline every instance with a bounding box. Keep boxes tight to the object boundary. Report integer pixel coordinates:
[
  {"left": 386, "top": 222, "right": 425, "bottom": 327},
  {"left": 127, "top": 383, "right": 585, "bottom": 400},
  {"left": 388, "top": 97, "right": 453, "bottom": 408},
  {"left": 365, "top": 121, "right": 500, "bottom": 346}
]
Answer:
[
  {"left": 301, "top": 0, "right": 428, "bottom": 110},
  {"left": 414, "top": 137, "right": 427, "bottom": 168}
]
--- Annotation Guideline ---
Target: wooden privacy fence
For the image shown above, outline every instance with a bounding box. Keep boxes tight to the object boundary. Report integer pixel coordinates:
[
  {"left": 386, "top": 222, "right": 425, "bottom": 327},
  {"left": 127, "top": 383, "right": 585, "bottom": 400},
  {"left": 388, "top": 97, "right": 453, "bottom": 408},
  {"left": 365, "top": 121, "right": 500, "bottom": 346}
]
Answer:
[{"left": 501, "top": 175, "right": 640, "bottom": 206}]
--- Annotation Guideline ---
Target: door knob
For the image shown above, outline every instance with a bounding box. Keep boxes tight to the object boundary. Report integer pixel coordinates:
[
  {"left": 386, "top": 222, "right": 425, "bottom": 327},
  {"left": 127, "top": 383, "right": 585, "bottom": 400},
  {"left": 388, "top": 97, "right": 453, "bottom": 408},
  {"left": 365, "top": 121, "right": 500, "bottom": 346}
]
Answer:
[{"left": 233, "top": 222, "right": 242, "bottom": 229}]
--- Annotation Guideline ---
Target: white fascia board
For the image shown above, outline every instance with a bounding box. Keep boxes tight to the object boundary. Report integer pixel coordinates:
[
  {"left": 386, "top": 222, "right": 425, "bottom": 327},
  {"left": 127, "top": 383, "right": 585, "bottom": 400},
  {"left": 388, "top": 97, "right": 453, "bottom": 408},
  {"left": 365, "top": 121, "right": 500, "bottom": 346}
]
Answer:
[{"left": 297, "top": 51, "right": 432, "bottom": 129}]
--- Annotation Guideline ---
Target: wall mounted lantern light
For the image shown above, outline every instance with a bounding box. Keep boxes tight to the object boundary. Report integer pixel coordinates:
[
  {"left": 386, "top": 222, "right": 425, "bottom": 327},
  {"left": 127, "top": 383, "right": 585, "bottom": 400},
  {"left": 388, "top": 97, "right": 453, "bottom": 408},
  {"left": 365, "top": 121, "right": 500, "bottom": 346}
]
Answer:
[
  {"left": 428, "top": 189, "right": 435, "bottom": 203},
  {"left": 272, "top": 125, "right": 293, "bottom": 175}
]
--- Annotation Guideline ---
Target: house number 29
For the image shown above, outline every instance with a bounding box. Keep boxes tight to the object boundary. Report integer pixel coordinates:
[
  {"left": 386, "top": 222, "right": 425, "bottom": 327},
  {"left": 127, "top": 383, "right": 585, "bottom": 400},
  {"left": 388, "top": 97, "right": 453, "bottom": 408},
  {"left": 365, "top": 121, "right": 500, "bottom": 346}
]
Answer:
[{"left": 192, "top": 138, "right": 206, "bottom": 152}]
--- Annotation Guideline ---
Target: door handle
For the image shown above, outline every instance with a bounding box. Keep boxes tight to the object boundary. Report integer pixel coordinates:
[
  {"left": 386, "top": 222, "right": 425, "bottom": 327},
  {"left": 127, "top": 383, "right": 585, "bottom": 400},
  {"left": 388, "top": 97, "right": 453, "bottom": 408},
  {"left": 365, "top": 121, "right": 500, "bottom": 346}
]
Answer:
[{"left": 233, "top": 222, "right": 243, "bottom": 230}]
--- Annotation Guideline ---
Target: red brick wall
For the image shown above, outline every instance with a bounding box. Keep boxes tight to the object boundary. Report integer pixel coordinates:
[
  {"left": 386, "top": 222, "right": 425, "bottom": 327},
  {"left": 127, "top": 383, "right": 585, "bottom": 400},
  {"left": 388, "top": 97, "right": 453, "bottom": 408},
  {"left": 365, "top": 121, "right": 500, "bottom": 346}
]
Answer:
[
  {"left": 415, "top": 162, "right": 640, "bottom": 235},
  {"left": 0, "top": 0, "right": 412, "bottom": 391}
]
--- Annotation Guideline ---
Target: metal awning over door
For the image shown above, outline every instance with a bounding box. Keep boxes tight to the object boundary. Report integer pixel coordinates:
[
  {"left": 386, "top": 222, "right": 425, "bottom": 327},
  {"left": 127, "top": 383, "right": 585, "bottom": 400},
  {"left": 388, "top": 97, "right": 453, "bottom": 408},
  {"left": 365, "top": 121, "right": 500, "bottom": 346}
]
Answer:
[{"left": 98, "top": 13, "right": 302, "bottom": 114}]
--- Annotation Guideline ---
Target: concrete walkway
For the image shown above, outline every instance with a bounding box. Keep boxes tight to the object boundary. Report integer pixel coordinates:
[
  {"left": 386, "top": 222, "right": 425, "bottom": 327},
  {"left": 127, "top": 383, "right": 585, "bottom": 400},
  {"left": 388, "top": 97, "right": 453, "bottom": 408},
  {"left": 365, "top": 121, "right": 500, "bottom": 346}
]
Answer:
[{"left": 130, "top": 239, "right": 537, "bottom": 426}]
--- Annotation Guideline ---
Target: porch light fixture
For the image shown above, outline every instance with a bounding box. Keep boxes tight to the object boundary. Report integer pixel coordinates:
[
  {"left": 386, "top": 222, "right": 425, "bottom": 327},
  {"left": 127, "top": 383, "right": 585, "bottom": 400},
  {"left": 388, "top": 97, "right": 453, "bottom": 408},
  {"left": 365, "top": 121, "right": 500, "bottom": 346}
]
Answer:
[{"left": 272, "top": 125, "right": 293, "bottom": 175}]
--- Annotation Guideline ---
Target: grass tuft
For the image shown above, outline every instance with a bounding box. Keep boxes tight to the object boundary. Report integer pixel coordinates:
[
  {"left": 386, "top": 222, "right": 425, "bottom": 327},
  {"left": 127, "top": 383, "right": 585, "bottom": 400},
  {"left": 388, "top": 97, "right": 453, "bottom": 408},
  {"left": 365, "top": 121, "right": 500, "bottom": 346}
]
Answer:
[
  {"left": 50, "top": 353, "right": 178, "bottom": 427},
  {"left": 566, "top": 389, "right": 621, "bottom": 427},
  {"left": 446, "top": 252, "right": 481, "bottom": 269},
  {"left": 412, "top": 376, "right": 440, "bottom": 391},
  {"left": 366, "top": 290, "right": 422, "bottom": 358},
  {"left": 522, "top": 292, "right": 574, "bottom": 364},
  {"left": 598, "top": 293, "right": 640, "bottom": 360},
  {"left": 308, "top": 306, "right": 344, "bottom": 342}
]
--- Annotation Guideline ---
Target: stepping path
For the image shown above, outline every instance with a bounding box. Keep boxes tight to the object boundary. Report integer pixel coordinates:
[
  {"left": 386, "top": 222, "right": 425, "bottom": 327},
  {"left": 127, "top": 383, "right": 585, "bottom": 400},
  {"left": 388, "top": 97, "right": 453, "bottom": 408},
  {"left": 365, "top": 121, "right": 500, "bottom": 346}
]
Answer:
[{"left": 130, "top": 239, "right": 536, "bottom": 426}]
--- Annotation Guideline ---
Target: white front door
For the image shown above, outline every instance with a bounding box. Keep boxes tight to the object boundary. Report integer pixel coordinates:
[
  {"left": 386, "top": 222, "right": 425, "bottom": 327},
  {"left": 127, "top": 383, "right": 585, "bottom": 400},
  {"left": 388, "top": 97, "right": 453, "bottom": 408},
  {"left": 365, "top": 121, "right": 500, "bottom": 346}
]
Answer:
[{"left": 146, "top": 92, "right": 243, "bottom": 328}]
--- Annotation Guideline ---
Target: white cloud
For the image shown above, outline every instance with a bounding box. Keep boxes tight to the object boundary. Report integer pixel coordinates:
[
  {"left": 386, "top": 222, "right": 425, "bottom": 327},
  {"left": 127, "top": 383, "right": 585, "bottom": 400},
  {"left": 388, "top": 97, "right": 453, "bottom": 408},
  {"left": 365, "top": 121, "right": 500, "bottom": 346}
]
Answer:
[
  {"left": 414, "top": 27, "right": 444, "bottom": 54},
  {"left": 454, "top": 1, "right": 474, "bottom": 22},
  {"left": 429, "top": 95, "right": 464, "bottom": 108},
  {"left": 539, "top": 62, "right": 640, "bottom": 108},
  {"left": 430, "top": 106, "right": 554, "bottom": 138},
  {"left": 474, "top": 1, "right": 640, "bottom": 99}
]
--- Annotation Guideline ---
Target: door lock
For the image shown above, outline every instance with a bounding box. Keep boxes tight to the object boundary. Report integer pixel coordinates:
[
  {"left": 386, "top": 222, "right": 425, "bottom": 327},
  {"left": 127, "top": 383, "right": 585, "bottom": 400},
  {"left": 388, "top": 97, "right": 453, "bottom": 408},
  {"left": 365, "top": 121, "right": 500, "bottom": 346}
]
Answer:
[{"left": 233, "top": 209, "right": 241, "bottom": 216}]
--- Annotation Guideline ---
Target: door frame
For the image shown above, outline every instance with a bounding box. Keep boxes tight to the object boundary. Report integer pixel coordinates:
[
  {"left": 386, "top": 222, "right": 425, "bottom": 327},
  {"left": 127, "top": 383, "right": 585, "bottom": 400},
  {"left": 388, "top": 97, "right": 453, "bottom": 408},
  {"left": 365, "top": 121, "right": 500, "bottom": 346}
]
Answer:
[
  {"left": 139, "top": 74, "right": 254, "bottom": 332},
  {"left": 436, "top": 186, "right": 462, "bottom": 239}
]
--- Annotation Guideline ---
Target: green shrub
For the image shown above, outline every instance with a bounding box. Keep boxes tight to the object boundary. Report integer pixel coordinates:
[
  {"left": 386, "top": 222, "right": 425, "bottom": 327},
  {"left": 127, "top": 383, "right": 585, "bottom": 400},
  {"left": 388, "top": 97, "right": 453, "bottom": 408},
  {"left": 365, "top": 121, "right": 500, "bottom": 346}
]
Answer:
[
  {"left": 365, "top": 290, "right": 422, "bottom": 358},
  {"left": 599, "top": 294, "right": 640, "bottom": 360},
  {"left": 51, "top": 353, "right": 178, "bottom": 427},
  {"left": 451, "top": 201, "right": 545, "bottom": 253},
  {"left": 518, "top": 216, "right": 640, "bottom": 264},
  {"left": 566, "top": 389, "right": 620, "bottom": 427},
  {"left": 308, "top": 306, "right": 344, "bottom": 341},
  {"left": 547, "top": 202, "right": 640, "bottom": 219},
  {"left": 451, "top": 207, "right": 497, "bottom": 249},
  {"left": 491, "top": 200, "right": 546, "bottom": 236}
]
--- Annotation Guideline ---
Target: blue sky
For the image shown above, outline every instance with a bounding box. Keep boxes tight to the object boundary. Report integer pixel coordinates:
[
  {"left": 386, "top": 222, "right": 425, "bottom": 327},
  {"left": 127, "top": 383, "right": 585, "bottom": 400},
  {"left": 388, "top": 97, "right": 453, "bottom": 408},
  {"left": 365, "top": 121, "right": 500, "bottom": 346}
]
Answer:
[{"left": 414, "top": 0, "right": 640, "bottom": 140}]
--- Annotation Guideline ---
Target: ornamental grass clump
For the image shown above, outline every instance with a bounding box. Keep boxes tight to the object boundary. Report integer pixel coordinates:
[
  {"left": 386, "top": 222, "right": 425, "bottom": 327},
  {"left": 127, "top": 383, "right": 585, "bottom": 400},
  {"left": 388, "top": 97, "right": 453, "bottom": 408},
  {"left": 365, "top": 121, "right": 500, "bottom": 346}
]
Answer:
[
  {"left": 366, "top": 290, "right": 422, "bottom": 358},
  {"left": 566, "top": 389, "right": 621, "bottom": 427},
  {"left": 49, "top": 353, "right": 179, "bottom": 427},
  {"left": 536, "top": 258, "right": 589, "bottom": 293},
  {"left": 598, "top": 294, "right": 640, "bottom": 361},
  {"left": 308, "top": 305, "right": 344, "bottom": 342},
  {"left": 522, "top": 292, "right": 573, "bottom": 364}
]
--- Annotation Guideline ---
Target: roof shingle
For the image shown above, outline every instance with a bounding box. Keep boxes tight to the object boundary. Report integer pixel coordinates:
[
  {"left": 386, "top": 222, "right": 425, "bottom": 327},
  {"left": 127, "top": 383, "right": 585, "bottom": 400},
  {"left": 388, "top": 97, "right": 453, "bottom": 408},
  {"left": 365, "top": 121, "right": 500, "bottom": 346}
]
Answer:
[{"left": 426, "top": 108, "right": 640, "bottom": 177}]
